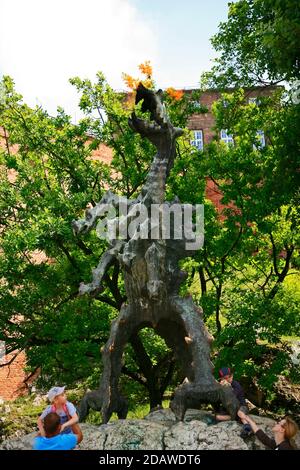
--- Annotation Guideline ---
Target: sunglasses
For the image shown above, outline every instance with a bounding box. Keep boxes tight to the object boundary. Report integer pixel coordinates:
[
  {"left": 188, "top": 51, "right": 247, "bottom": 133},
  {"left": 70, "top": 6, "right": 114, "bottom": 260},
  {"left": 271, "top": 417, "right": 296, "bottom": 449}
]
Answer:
[{"left": 277, "top": 420, "right": 286, "bottom": 427}]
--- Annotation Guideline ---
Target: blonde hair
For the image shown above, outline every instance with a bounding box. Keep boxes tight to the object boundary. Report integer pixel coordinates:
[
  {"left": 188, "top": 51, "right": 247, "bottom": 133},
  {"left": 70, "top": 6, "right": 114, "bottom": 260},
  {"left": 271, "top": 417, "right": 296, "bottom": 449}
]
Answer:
[{"left": 283, "top": 416, "right": 299, "bottom": 441}]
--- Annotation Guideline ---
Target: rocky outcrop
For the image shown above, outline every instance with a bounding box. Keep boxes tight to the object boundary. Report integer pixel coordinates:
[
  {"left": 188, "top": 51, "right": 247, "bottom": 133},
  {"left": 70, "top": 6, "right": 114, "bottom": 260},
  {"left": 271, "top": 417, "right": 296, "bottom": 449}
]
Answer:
[
  {"left": 1, "top": 408, "right": 299, "bottom": 450},
  {"left": 272, "top": 375, "right": 300, "bottom": 415}
]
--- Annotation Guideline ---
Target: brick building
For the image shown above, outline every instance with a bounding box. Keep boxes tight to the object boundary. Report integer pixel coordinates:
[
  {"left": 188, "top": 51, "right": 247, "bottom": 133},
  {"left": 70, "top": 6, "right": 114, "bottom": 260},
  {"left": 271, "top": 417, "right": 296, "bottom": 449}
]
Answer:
[
  {"left": 187, "top": 87, "right": 270, "bottom": 213},
  {"left": 0, "top": 351, "right": 33, "bottom": 400},
  {"left": 0, "top": 86, "right": 271, "bottom": 400}
]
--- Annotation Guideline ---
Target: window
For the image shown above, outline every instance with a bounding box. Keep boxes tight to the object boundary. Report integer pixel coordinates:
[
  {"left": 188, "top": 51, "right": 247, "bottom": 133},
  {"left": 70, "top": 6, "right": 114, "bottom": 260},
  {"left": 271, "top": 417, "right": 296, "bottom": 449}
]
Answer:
[
  {"left": 248, "top": 97, "right": 257, "bottom": 105},
  {"left": 254, "top": 130, "right": 265, "bottom": 149},
  {"left": 248, "top": 97, "right": 261, "bottom": 105},
  {"left": 222, "top": 99, "right": 229, "bottom": 108},
  {"left": 191, "top": 100, "right": 202, "bottom": 110},
  {"left": 248, "top": 98, "right": 265, "bottom": 148},
  {"left": 220, "top": 129, "right": 234, "bottom": 146},
  {"left": 190, "top": 130, "right": 203, "bottom": 151}
]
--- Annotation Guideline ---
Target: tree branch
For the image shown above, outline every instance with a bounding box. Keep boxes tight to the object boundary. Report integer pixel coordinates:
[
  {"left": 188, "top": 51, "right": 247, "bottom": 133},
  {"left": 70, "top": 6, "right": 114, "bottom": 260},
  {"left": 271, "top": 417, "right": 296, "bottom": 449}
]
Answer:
[
  {"left": 269, "top": 232, "right": 279, "bottom": 277},
  {"left": 121, "top": 365, "right": 146, "bottom": 385},
  {"left": 0, "top": 349, "right": 23, "bottom": 368}
]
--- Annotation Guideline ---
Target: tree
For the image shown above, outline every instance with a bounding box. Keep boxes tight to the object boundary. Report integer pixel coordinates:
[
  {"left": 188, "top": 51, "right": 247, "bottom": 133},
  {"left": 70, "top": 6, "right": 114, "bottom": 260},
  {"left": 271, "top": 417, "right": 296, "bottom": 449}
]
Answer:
[
  {"left": 194, "top": 0, "right": 300, "bottom": 398},
  {"left": 203, "top": 0, "right": 300, "bottom": 88},
  {"left": 0, "top": 66, "right": 204, "bottom": 408},
  {"left": 0, "top": 76, "right": 113, "bottom": 386}
]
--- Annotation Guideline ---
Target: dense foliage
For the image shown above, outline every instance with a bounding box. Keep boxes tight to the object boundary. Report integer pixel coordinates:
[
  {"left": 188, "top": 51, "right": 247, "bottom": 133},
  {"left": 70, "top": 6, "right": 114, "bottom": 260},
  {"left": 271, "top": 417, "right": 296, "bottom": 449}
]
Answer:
[
  {"left": 197, "top": 0, "right": 300, "bottom": 399},
  {"left": 0, "top": 67, "right": 203, "bottom": 407},
  {"left": 0, "top": 0, "right": 299, "bottom": 410}
]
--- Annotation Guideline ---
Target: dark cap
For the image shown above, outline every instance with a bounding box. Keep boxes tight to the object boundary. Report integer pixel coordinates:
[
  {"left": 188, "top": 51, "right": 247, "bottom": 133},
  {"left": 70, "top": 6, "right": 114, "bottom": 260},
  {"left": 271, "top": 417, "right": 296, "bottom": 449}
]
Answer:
[{"left": 219, "top": 367, "right": 231, "bottom": 378}]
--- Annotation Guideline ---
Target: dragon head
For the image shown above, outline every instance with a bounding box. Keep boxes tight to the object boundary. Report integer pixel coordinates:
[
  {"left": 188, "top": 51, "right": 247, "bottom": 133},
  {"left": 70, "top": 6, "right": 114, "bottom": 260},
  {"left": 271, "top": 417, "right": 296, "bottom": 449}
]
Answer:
[{"left": 128, "top": 83, "right": 183, "bottom": 148}]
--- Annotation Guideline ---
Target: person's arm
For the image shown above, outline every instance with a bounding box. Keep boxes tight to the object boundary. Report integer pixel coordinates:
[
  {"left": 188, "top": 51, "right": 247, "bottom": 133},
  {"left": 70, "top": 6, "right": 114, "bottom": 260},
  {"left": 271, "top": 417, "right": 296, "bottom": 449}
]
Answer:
[
  {"left": 37, "top": 415, "right": 46, "bottom": 437},
  {"left": 243, "top": 415, "right": 259, "bottom": 433},
  {"left": 233, "top": 381, "right": 247, "bottom": 407},
  {"left": 215, "top": 413, "right": 231, "bottom": 422},
  {"left": 60, "top": 412, "right": 79, "bottom": 432},
  {"left": 243, "top": 415, "right": 276, "bottom": 449},
  {"left": 60, "top": 402, "right": 79, "bottom": 432},
  {"left": 37, "top": 406, "right": 50, "bottom": 436},
  {"left": 255, "top": 429, "right": 277, "bottom": 449},
  {"left": 238, "top": 408, "right": 253, "bottom": 426},
  {"left": 71, "top": 423, "right": 83, "bottom": 444}
]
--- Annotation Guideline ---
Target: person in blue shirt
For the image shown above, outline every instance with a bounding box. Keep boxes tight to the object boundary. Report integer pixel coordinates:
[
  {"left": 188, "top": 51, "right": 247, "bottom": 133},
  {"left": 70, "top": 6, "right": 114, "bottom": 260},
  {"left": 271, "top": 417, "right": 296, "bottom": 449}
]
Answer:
[{"left": 33, "top": 412, "right": 83, "bottom": 450}]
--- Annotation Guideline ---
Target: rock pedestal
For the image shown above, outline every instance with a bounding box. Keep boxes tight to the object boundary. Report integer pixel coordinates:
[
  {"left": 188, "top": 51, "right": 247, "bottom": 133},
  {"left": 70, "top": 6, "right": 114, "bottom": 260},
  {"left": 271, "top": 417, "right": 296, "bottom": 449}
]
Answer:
[{"left": 2, "top": 410, "right": 299, "bottom": 450}]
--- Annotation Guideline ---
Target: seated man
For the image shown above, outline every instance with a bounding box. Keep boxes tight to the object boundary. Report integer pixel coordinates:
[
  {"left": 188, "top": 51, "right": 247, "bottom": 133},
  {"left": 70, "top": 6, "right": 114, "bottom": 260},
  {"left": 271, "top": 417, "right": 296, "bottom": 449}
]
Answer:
[
  {"left": 215, "top": 367, "right": 252, "bottom": 437},
  {"left": 33, "top": 412, "right": 83, "bottom": 450}
]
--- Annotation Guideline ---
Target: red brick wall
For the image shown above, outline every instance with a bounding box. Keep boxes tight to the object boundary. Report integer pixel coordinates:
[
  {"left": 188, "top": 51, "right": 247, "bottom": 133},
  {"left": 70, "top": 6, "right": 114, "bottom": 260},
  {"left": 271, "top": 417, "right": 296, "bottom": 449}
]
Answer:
[
  {"left": 205, "top": 178, "right": 223, "bottom": 212},
  {"left": 187, "top": 87, "right": 277, "bottom": 215},
  {"left": 0, "top": 351, "right": 28, "bottom": 400},
  {"left": 86, "top": 140, "right": 113, "bottom": 165},
  {"left": 188, "top": 90, "right": 226, "bottom": 213}
]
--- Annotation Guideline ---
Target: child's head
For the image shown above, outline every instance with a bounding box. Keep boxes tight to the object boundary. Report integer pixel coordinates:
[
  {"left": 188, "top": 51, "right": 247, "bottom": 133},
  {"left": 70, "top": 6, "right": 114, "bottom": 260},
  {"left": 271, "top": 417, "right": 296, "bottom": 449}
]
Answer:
[
  {"left": 47, "top": 386, "right": 66, "bottom": 406},
  {"left": 219, "top": 367, "right": 233, "bottom": 383}
]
